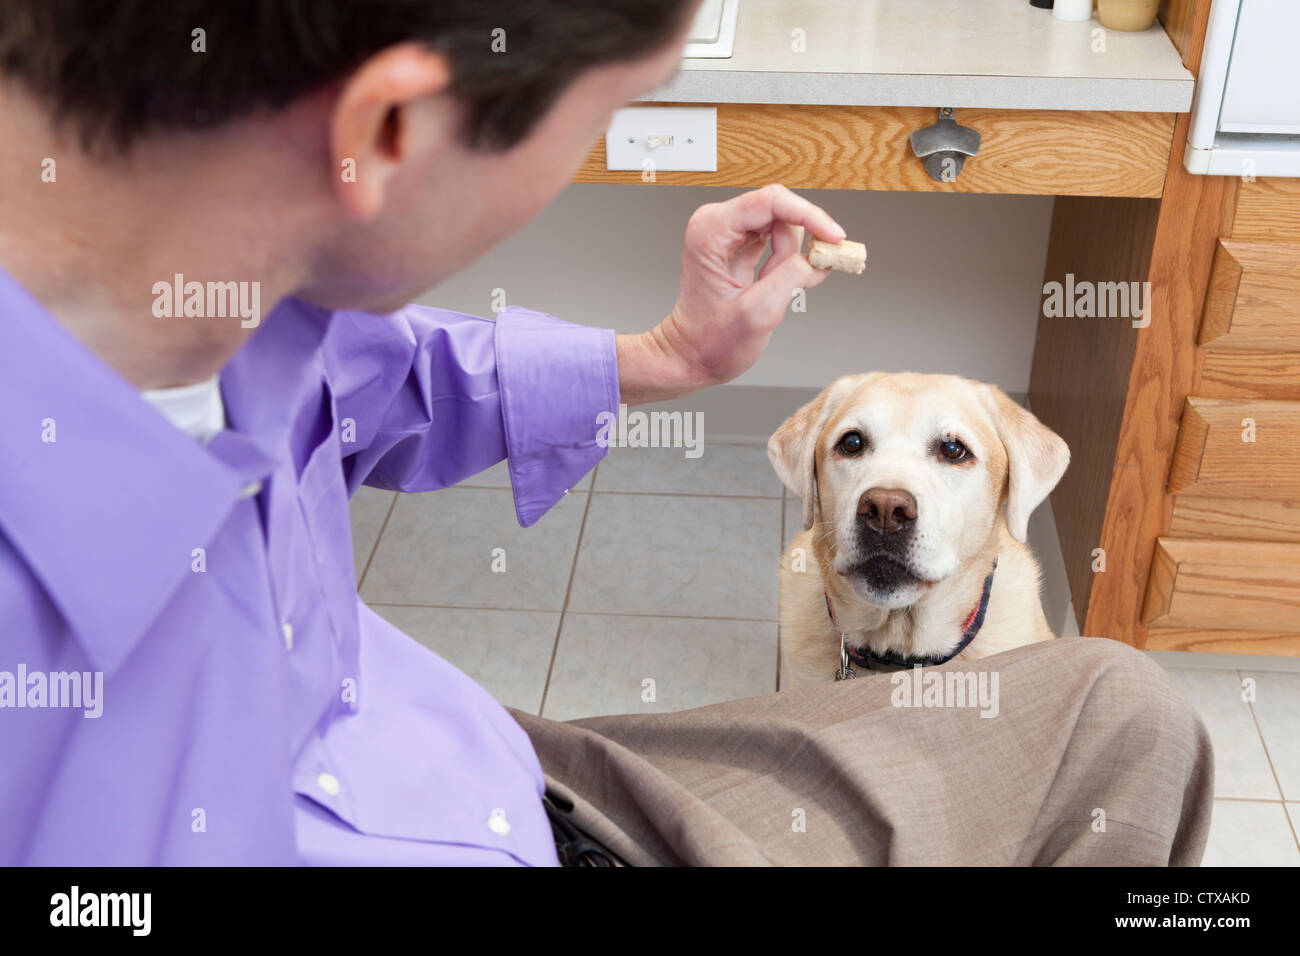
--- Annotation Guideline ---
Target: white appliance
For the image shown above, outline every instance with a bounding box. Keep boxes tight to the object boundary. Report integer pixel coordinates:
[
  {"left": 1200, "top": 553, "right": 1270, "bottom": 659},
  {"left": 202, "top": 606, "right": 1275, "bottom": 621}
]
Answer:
[
  {"left": 683, "top": 0, "right": 739, "bottom": 58},
  {"left": 1186, "top": 0, "right": 1300, "bottom": 176}
]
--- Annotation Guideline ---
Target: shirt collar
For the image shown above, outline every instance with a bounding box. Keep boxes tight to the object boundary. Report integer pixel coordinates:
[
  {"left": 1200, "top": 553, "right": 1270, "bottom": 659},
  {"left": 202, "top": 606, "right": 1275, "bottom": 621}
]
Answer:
[{"left": 0, "top": 265, "right": 284, "bottom": 676}]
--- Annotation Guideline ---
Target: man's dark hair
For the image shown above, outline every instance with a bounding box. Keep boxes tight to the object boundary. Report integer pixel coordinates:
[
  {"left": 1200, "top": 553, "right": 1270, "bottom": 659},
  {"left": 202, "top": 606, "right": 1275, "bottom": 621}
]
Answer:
[{"left": 0, "top": 0, "right": 695, "bottom": 153}]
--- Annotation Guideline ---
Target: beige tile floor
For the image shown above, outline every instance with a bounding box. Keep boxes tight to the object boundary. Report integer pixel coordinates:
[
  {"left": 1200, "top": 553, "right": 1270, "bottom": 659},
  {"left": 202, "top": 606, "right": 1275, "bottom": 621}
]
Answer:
[{"left": 352, "top": 442, "right": 1300, "bottom": 866}]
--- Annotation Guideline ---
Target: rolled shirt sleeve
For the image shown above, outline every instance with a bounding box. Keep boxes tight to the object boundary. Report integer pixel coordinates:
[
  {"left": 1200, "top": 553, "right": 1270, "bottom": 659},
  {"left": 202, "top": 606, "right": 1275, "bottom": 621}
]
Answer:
[{"left": 324, "top": 303, "right": 619, "bottom": 526}]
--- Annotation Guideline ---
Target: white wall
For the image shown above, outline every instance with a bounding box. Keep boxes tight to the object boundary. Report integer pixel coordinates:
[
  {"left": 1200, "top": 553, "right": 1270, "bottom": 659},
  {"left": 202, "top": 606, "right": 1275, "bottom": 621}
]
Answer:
[{"left": 418, "top": 183, "right": 1054, "bottom": 391}]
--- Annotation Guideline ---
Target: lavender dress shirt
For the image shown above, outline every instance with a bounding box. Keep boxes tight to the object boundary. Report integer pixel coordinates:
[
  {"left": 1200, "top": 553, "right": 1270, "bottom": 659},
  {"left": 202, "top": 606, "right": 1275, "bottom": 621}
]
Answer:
[{"left": 0, "top": 265, "right": 620, "bottom": 865}]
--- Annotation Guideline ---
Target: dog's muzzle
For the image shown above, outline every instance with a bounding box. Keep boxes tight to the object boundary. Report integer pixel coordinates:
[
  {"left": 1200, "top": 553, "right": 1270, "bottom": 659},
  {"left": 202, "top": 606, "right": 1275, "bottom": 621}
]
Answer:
[{"left": 848, "top": 487, "right": 927, "bottom": 592}]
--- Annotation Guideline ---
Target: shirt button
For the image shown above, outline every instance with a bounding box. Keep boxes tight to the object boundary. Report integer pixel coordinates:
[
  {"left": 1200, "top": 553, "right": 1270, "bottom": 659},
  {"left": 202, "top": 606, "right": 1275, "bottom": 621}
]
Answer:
[
  {"left": 317, "top": 773, "right": 341, "bottom": 797},
  {"left": 487, "top": 808, "right": 511, "bottom": 836},
  {"left": 282, "top": 622, "right": 294, "bottom": 650},
  {"left": 239, "top": 480, "right": 263, "bottom": 498}
]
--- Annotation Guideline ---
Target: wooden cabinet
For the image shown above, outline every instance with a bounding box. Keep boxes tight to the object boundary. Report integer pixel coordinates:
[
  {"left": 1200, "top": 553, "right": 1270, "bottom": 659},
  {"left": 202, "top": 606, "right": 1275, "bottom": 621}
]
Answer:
[
  {"left": 1101, "top": 185, "right": 1300, "bottom": 655},
  {"left": 1030, "top": 0, "right": 1300, "bottom": 657},
  {"left": 1144, "top": 191, "right": 1300, "bottom": 652},
  {"left": 576, "top": 104, "right": 1175, "bottom": 198}
]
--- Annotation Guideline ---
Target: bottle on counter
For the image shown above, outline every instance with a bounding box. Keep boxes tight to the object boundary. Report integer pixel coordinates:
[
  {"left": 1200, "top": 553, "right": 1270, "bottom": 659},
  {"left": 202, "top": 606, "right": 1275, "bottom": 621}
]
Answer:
[{"left": 1053, "top": 0, "right": 1093, "bottom": 20}]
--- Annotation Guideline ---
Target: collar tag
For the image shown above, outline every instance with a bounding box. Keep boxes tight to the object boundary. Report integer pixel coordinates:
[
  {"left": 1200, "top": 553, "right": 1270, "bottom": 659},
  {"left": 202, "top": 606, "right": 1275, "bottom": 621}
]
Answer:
[{"left": 834, "top": 631, "right": 857, "bottom": 681}]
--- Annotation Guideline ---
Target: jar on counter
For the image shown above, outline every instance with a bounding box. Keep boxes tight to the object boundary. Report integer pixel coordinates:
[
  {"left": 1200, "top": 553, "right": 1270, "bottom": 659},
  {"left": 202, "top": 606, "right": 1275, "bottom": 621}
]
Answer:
[{"left": 1097, "top": 0, "right": 1161, "bottom": 31}]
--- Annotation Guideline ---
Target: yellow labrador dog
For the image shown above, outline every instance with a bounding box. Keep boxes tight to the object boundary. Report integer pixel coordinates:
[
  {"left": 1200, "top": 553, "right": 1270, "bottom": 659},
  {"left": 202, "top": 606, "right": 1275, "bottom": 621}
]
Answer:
[{"left": 769, "top": 372, "right": 1070, "bottom": 687}]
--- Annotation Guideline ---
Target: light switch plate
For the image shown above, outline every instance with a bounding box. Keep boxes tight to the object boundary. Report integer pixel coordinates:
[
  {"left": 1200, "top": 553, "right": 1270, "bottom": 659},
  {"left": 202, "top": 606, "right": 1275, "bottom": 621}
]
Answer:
[{"left": 605, "top": 107, "right": 717, "bottom": 172}]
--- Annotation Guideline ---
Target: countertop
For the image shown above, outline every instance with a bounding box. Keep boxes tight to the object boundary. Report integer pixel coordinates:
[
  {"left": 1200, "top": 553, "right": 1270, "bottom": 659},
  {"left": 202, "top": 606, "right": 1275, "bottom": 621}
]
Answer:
[{"left": 641, "top": 0, "right": 1194, "bottom": 112}]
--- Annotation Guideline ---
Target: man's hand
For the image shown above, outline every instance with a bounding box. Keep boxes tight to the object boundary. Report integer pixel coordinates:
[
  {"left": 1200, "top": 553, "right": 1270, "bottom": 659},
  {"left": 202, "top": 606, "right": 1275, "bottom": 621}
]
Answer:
[{"left": 616, "top": 184, "right": 845, "bottom": 405}]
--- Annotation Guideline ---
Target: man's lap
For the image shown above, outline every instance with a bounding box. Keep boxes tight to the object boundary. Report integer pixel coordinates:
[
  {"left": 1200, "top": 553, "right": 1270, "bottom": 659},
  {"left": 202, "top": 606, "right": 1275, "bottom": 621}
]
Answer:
[{"left": 510, "top": 636, "right": 1214, "bottom": 866}]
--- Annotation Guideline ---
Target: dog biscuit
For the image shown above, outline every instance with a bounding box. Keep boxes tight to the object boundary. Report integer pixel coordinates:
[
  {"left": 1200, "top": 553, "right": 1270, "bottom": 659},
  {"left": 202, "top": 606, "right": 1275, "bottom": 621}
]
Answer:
[{"left": 807, "top": 238, "right": 867, "bottom": 275}]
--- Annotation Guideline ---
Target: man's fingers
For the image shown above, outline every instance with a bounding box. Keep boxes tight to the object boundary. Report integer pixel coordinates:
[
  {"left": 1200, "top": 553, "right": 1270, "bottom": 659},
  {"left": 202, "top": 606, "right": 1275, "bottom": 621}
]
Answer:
[
  {"left": 757, "top": 222, "right": 804, "bottom": 281},
  {"left": 728, "top": 232, "right": 769, "bottom": 285},
  {"left": 724, "top": 184, "right": 845, "bottom": 243},
  {"left": 741, "top": 245, "right": 831, "bottom": 328}
]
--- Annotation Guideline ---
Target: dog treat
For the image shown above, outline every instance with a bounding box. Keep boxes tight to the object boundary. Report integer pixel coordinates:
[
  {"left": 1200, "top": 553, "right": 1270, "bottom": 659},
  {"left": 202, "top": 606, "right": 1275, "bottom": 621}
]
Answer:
[{"left": 807, "top": 238, "right": 867, "bottom": 275}]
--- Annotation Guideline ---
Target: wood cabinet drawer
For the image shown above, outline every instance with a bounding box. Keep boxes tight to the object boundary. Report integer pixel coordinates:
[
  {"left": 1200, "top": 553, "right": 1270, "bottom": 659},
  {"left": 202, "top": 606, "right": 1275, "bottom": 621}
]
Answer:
[
  {"left": 576, "top": 104, "right": 1175, "bottom": 197},
  {"left": 1143, "top": 538, "right": 1300, "bottom": 631},
  {"left": 1144, "top": 627, "right": 1300, "bottom": 656},
  {"left": 1198, "top": 350, "right": 1300, "bottom": 401},
  {"left": 1200, "top": 240, "right": 1300, "bottom": 350},
  {"left": 1168, "top": 396, "right": 1300, "bottom": 498},
  {"left": 1170, "top": 496, "right": 1300, "bottom": 542}
]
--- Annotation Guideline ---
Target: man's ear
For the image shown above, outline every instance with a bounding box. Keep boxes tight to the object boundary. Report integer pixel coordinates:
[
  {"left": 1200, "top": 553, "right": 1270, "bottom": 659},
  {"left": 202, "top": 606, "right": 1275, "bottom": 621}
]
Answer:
[
  {"left": 982, "top": 385, "right": 1070, "bottom": 543},
  {"left": 768, "top": 376, "right": 856, "bottom": 530},
  {"left": 330, "top": 43, "right": 455, "bottom": 221}
]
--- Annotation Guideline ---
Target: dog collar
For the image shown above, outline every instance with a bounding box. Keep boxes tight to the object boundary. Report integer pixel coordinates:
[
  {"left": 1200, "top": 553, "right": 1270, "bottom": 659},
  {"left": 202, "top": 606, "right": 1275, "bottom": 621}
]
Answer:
[{"left": 824, "top": 558, "right": 998, "bottom": 673}]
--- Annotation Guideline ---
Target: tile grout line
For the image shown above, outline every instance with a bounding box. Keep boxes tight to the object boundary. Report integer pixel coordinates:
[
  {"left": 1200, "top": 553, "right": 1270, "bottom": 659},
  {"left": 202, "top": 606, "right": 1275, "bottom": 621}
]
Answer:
[
  {"left": 776, "top": 494, "right": 785, "bottom": 694},
  {"left": 1213, "top": 796, "right": 1294, "bottom": 804},
  {"left": 457, "top": 485, "right": 782, "bottom": 500},
  {"left": 536, "top": 477, "right": 598, "bottom": 718},
  {"left": 363, "top": 601, "right": 779, "bottom": 624},
  {"left": 1157, "top": 657, "right": 1300, "bottom": 676},
  {"left": 356, "top": 492, "right": 399, "bottom": 593},
  {"left": 1286, "top": 804, "right": 1300, "bottom": 861},
  {"left": 1238, "top": 668, "right": 1300, "bottom": 854},
  {"left": 587, "top": 489, "right": 782, "bottom": 500},
  {"left": 1239, "top": 668, "right": 1290, "bottom": 800}
]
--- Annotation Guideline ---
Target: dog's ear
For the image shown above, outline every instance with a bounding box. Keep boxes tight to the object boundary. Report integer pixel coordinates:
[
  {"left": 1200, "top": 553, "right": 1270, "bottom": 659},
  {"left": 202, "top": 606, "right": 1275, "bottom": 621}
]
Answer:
[
  {"left": 981, "top": 385, "right": 1070, "bottom": 543},
  {"left": 768, "top": 377, "right": 854, "bottom": 530}
]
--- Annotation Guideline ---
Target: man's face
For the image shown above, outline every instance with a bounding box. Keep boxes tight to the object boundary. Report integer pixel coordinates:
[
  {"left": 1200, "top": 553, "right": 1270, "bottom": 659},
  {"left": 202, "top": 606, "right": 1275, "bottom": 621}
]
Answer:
[{"left": 308, "top": 25, "right": 691, "bottom": 313}]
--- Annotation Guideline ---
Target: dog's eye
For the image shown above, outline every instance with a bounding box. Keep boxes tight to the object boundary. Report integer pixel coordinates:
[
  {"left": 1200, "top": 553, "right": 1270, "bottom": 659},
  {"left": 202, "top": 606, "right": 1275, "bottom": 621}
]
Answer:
[
  {"left": 837, "top": 431, "right": 865, "bottom": 456},
  {"left": 938, "top": 438, "right": 970, "bottom": 462}
]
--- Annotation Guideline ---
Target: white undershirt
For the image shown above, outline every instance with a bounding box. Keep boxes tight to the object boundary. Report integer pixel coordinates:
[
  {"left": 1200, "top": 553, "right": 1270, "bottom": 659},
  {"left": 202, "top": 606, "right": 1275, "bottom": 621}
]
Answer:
[{"left": 140, "top": 375, "right": 227, "bottom": 444}]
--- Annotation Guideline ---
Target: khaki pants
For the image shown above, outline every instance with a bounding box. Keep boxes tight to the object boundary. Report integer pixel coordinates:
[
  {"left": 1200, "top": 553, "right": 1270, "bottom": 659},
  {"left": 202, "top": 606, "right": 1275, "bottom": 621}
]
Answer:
[{"left": 510, "top": 636, "right": 1214, "bottom": 866}]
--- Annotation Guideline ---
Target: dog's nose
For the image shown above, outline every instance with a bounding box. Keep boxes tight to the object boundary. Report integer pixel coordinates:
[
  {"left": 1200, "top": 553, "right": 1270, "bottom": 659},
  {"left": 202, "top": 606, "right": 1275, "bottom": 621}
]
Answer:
[{"left": 857, "top": 488, "right": 917, "bottom": 533}]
